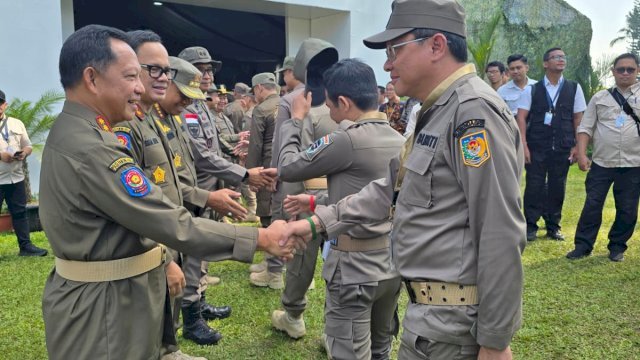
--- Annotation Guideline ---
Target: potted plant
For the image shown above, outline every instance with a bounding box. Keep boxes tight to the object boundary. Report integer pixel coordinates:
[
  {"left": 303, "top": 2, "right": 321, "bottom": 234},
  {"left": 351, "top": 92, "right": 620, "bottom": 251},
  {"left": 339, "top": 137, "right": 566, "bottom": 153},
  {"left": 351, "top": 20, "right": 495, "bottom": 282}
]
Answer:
[{"left": 4, "top": 90, "right": 64, "bottom": 232}]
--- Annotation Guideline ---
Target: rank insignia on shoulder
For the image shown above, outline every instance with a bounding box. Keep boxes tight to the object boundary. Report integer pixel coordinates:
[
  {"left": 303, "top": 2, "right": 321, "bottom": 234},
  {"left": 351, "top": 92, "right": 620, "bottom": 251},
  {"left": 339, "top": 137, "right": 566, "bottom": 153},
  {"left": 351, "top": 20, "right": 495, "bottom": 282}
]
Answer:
[
  {"left": 109, "top": 157, "right": 135, "bottom": 172},
  {"left": 152, "top": 166, "right": 166, "bottom": 184},
  {"left": 134, "top": 106, "right": 145, "bottom": 121},
  {"left": 305, "top": 134, "right": 333, "bottom": 160},
  {"left": 115, "top": 132, "right": 132, "bottom": 150},
  {"left": 454, "top": 119, "right": 485, "bottom": 139},
  {"left": 95, "top": 115, "right": 112, "bottom": 132},
  {"left": 121, "top": 167, "right": 151, "bottom": 197},
  {"left": 173, "top": 115, "right": 182, "bottom": 125},
  {"left": 460, "top": 130, "right": 491, "bottom": 167},
  {"left": 174, "top": 154, "right": 182, "bottom": 168}
]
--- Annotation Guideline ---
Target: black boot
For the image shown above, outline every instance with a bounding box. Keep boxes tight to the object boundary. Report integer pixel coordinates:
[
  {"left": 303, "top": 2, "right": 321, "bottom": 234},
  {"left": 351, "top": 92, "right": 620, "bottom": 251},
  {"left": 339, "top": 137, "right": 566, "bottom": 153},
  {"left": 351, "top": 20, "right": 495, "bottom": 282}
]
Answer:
[
  {"left": 200, "top": 292, "right": 232, "bottom": 321},
  {"left": 181, "top": 302, "right": 222, "bottom": 345},
  {"left": 19, "top": 242, "right": 47, "bottom": 257}
]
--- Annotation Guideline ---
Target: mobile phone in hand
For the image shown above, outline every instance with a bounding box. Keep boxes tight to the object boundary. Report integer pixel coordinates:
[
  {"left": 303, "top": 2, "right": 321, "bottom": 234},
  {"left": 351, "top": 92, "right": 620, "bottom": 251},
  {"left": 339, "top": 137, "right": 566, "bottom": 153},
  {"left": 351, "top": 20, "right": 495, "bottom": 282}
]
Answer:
[{"left": 12, "top": 151, "right": 24, "bottom": 158}]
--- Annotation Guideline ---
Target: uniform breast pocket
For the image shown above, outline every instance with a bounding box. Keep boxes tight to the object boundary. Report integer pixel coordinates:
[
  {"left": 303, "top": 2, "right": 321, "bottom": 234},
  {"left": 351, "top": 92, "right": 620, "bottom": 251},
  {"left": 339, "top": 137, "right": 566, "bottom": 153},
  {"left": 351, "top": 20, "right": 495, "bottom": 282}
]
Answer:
[
  {"left": 401, "top": 148, "right": 436, "bottom": 208},
  {"left": 144, "top": 142, "right": 172, "bottom": 186}
]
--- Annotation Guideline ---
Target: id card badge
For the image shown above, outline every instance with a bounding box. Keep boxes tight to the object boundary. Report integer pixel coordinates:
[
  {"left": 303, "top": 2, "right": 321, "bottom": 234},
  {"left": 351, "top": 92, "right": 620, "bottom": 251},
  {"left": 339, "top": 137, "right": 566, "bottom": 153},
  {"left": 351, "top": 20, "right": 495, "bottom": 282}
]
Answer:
[
  {"left": 6, "top": 146, "right": 14, "bottom": 155},
  {"left": 615, "top": 112, "right": 626, "bottom": 128},
  {"left": 544, "top": 112, "right": 553, "bottom": 126}
]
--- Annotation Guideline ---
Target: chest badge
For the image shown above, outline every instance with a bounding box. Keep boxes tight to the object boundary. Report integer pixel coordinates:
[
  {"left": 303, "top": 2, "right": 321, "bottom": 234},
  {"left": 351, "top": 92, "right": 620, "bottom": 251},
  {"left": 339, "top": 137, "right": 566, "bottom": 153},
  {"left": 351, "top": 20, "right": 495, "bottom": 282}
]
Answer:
[
  {"left": 174, "top": 154, "right": 182, "bottom": 168},
  {"left": 152, "top": 166, "right": 166, "bottom": 184},
  {"left": 460, "top": 130, "right": 491, "bottom": 167}
]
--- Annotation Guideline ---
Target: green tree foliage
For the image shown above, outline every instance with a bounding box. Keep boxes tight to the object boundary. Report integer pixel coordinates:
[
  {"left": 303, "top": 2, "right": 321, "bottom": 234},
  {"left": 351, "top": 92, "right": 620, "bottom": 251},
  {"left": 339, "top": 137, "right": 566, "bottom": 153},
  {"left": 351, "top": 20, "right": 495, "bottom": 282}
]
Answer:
[
  {"left": 5, "top": 90, "right": 64, "bottom": 200},
  {"left": 610, "top": 0, "right": 640, "bottom": 56},
  {"left": 466, "top": 11, "right": 502, "bottom": 76}
]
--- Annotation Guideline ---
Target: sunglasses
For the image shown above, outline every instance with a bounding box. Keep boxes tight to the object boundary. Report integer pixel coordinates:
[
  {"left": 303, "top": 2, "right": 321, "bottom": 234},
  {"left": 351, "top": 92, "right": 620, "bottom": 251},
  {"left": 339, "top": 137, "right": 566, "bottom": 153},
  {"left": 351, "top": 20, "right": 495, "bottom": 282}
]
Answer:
[{"left": 614, "top": 67, "right": 638, "bottom": 74}]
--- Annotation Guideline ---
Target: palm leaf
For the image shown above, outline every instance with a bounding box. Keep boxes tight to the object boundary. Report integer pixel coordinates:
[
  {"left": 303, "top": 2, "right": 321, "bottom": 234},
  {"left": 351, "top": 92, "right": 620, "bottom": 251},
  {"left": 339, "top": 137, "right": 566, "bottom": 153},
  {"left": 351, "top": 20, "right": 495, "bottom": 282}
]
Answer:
[{"left": 467, "top": 11, "right": 502, "bottom": 75}]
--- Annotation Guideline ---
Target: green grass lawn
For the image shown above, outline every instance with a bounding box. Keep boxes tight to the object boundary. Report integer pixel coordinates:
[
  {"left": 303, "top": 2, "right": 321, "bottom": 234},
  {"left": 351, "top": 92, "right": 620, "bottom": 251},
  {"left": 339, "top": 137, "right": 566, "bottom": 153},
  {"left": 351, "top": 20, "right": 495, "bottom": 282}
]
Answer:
[{"left": 0, "top": 166, "right": 638, "bottom": 359}]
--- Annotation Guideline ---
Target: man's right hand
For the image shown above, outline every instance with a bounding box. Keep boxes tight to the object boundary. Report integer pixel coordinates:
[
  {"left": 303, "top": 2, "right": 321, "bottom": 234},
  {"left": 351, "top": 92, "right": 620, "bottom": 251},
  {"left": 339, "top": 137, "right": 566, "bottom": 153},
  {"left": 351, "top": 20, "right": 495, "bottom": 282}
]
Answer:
[
  {"left": 206, "top": 189, "right": 248, "bottom": 221},
  {"left": 523, "top": 144, "right": 531, "bottom": 164},
  {"left": 577, "top": 153, "right": 591, "bottom": 172},
  {"left": 478, "top": 345, "right": 512, "bottom": 360},
  {"left": 257, "top": 220, "right": 295, "bottom": 261},
  {"left": 247, "top": 167, "right": 277, "bottom": 188},
  {"left": 283, "top": 194, "right": 312, "bottom": 217},
  {"left": 0, "top": 152, "right": 14, "bottom": 163}
]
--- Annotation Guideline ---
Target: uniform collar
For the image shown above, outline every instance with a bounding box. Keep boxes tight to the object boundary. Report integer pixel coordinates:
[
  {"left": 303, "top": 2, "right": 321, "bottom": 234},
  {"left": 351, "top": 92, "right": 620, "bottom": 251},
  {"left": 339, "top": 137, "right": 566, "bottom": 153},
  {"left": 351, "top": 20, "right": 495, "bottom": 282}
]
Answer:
[
  {"left": 62, "top": 100, "right": 112, "bottom": 132},
  {"left": 616, "top": 81, "right": 640, "bottom": 96},
  {"left": 544, "top": 75, "right": 564, "bottom": 87},
  {"left": 354, "top": 111, "right": 388, "bottom": 123},
  {"left": 427, "top": 63, "right": 477, "bottom": 110}
]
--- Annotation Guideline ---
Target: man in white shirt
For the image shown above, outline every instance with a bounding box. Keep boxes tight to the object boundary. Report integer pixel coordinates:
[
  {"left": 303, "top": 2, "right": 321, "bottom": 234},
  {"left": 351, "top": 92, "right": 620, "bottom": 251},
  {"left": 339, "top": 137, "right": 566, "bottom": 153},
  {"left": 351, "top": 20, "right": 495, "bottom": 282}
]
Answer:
[
  {"left": 516, "top": 47, "right": 587, "bottom": 242},
  {"left": 497, "top": 54, "right": 537, "bottom": 116},
  {"left": 0, "top": 89, "right": 45, "bottom": 256},
  {"left": 567, "top": 53, "right": 640, "bottom": 262}
]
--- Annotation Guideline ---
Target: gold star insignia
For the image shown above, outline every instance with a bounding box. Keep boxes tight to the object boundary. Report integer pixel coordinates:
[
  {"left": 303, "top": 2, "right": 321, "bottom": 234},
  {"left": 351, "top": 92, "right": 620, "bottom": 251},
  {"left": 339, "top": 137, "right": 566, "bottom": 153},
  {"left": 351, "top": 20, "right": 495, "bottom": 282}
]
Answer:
[
  {"left": 152, "top": 166, "right": 166, "bottom": 184},
  {"left": 174, "top": 154, "right": 182, "bottom": 168}
]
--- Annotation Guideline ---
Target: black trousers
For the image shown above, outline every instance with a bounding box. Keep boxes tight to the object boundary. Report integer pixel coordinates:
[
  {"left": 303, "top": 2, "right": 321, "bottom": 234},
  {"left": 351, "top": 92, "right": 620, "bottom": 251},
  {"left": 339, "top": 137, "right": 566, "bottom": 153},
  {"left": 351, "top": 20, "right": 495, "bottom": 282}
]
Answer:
[
  {"left": 0, "top": 181, "right": 31, "bottom": 248},
  {"left": 574, "top": 163, "right": 640, "bottom": 254},
  {"left": 523, "top": 150, "right": 571, "bottom": 232}
]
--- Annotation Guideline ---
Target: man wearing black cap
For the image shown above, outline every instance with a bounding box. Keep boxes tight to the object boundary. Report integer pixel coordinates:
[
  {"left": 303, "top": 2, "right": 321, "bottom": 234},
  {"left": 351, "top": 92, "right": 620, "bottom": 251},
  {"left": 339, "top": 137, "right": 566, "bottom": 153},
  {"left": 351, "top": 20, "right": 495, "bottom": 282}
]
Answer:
[
  {"left": 282, "top": 1, "right": 526, "bottom": 359},
  {"left": 0, "top": 89, "right": 46, "bottom": 256}
]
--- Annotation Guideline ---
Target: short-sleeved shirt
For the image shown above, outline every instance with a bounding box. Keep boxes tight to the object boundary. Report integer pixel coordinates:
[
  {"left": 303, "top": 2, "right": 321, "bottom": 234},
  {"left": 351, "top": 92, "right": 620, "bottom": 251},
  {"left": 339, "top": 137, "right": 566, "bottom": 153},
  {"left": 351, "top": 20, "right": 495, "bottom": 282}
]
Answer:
[
  {"left": 516, "top": 75, "right": 587, "bottom": 113},
  {"left": 577, "top": 83, "right": 640, "bottom": 167},
  {"left": 497, "top": 78, "right": 537, "bottom": 116},
  {"left": 0, "top": 115, "right": 31, "bottom": 184}
]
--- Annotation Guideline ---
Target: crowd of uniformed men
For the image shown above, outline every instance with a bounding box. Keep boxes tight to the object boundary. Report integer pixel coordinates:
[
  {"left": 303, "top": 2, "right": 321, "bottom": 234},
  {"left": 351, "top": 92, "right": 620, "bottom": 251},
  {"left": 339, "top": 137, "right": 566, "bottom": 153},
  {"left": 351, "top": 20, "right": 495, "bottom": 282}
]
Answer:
[{"left": 28, "top": 0, "right": 640, "bottom": 359}]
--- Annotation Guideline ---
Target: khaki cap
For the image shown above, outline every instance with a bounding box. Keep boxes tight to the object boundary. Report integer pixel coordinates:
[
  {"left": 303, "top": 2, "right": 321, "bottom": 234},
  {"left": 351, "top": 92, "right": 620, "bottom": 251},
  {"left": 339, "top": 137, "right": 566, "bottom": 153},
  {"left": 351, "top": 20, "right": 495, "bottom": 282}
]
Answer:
[
  {"left": 234, "top": 83, "right": 251, "bottom": 95},
  {"left": 275, "top": 56, "right": 295, "bottom": 73},
  {"left": 363, "top": 0, "right": 466, "bottom": 49},
  {"left": 206, "top": 84, "right": 219, "bottom": 94},
  {"left": 178, "top": 46, "right": 223, "bottom": 72},
  {"left": 217, "top": 84, "right": 232, "bottom": 95},
  {"left": 168, "top": 56, "right": 206, "bottom": 100},
  {"left": 251, "top": 72, "right": 277, "bottom": 87}
]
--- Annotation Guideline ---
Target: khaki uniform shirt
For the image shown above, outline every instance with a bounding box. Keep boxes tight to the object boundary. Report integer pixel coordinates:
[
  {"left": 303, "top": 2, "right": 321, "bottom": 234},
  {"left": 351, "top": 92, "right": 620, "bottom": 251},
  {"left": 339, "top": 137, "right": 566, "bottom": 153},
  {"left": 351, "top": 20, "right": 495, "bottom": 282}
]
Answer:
[
  {"left": 224, "top": 100, "right": 245, "bottom": 133},
  {"left": 242, "top": 105, "right": 255, "bottom": 132},
  {"left": 182, "top": 100, "right": 246, "bottom": 191},
  {"left": 577, "top": 83, "right": 640, "bottom": 168},
  {"left": 0, "top": 115, "right": 31, "bottom": 184},
  {"left": 214, "top": 111, "right": 239, "bottom": 161},
  {"left": 315, "top": 65, "right": 526, "bottom": 350},
  {"left": 247, "top": 93, "right": 279, "bottom": 216},
  {"left": 279, "top": 111, "right": 405, "bottom": 285},
  {"left": 40, "top": 101, "right": 257, "bottom": 360}
]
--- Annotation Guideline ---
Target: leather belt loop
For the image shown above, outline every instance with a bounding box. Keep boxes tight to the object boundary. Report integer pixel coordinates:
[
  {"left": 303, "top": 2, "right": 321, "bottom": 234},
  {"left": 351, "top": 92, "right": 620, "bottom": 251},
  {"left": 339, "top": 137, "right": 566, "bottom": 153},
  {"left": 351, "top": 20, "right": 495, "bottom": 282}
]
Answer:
[
  {"left": 55, "top": 246, "right": 164, "bottom": 282},
  {"left": 330, "top": 234, "right": 389, "bottom": 252},
  {"left": 406, "top": 280, "right": 478, "bottom": 306},
  {"left": 303, "top": 177, "right": 328, "bottom": 190}
]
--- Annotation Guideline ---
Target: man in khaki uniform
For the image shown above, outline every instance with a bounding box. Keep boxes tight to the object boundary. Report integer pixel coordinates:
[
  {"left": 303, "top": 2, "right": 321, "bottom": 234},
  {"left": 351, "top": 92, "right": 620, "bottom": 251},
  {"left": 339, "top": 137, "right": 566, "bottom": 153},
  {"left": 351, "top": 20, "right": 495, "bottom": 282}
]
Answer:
[
  {"left": 275, "top": 56, "right": 298, "bottom": 94},
  {"left": 278, "top": 58, "right": 405, "bottom": 359},
  {"left": 283, "top": 1, "right": 526, "bottom": 359},
  {"left": 246, "top": 73, "right": 279, "bottom": 229},
  {"left": 41, "top": 24, "right": 291, "bottom": 360},
  {"left": 213, "top": 86, "right": 244, "bottom": 162},
  {"left": 225, "top": 82, "right": 251, "bottom": 132},
  {"left": 259, "top": 39, "right": 339, "bottom": 332}
]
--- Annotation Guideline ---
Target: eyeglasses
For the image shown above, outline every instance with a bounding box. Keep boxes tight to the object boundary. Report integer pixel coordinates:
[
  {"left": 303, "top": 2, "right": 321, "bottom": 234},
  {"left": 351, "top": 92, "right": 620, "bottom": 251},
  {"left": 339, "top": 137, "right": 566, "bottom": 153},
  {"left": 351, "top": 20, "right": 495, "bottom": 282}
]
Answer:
[
  {"left": 547, "top": 55, "right": 567, "bottom": 61},
  {"left": 195, "top": 66, "right": 215, "bottom": 76},
  {"left": 140, "top": 64, "right": 177, "bottom": 80},
  {"left": 385, "top": 37, "right": 429, "bottom": 61},
  {"left": 614, "top": 67, "right": 638, "bottom": 74}
]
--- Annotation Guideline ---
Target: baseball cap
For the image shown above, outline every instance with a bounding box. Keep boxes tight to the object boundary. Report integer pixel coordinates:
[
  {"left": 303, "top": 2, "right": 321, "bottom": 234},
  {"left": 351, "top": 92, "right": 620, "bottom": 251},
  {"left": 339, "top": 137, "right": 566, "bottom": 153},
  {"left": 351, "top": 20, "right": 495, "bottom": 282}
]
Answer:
[
  {"left": 275, "top": 56, "right": 295, "bottom": 73},
  {"left": 363, "top": 0, "right": 467, "bottom": 49},
  {"left": 234, "top": 83, "right": 251, "bottom": 96},
  {"left": 178, "top": 46, "right": 223, "bottom": 72},
  {"left": 0, "top": 90, "right": 5, "bottom": 103},
  {"left": 168, "top": 56, "right": 206, "bottom": 100},
  {"left": 251, "top": 73, "right": 277, "bottom": 87}
]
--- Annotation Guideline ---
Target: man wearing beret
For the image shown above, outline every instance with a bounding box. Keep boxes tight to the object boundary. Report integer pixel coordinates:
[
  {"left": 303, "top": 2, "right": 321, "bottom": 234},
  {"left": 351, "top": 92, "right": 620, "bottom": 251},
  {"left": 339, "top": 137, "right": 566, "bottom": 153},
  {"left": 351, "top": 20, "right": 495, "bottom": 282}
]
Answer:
[{"left": 283, "top": 1, "right": 526, "bottom": 359}]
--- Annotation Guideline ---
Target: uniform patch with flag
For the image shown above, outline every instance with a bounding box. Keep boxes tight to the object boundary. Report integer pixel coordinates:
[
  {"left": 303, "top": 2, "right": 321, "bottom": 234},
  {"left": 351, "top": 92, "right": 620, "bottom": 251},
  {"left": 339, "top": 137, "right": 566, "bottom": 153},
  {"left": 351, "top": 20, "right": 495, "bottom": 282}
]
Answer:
[
  {"left": 185, "top": 113, "right": 200, "bottom": 137},
  {"left": 305, "top": 134, "right": 333, "bottom": 160},
  {"left": 460, "top": 130, "right": 491, "bottom": 167},
  {"left": 121, "top": 167, "right": 151, "bottom": 197}
]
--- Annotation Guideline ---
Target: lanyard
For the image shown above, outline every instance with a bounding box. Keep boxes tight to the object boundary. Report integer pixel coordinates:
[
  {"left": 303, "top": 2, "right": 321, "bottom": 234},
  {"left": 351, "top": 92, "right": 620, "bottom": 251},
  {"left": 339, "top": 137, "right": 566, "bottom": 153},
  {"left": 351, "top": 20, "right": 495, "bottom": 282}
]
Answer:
[
  {"left": 545, "top": 79, "right": 564, "bottom": 113},
  {"left": 0, "top": 117, "right": 9, "bottom": 142}
]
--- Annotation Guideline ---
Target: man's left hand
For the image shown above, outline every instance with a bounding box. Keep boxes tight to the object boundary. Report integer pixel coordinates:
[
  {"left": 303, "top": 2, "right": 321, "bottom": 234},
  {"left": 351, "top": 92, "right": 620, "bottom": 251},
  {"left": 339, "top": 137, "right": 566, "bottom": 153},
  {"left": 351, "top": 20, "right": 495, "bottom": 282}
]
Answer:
[
  {"left": 165, "top": 260, "right": 186, "bottom": 297},
  {"left": 478, "top": 346, "right": 512, "bottom": 360}
]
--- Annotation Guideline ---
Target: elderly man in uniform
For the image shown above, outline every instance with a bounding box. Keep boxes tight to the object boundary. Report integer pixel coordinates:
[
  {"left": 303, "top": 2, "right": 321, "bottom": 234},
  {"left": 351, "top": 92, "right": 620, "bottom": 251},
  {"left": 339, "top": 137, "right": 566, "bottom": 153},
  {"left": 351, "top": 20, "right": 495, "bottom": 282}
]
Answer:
[
  {"left": 283, "top": 1, "right": 526, "bottom": 359},
  {"left": 245, "top": 73, "right": 279, "bottom": 231},
  {"left": 225, "top": 82, "right": 251, "bottom": 133},
  {"left": 568, "top": 53, "right": 640, "bottom": 262},
  {"left": 41, "top": 24, "right": 291, "bottom": 360},
  {"left": 278, "top": 58, "right": 406, "bottom": 360}
]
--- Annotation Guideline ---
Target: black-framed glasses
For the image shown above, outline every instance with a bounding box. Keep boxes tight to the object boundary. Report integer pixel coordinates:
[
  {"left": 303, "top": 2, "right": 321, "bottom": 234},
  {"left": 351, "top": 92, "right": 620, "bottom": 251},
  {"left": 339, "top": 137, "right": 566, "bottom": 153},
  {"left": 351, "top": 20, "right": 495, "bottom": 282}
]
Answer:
[
  {"left": 614, "top": 67, "right": 638, "bottom": 74},
  {"left": 140, "top": 64, "right": 177, "bottom": 80},
  {"left": 547, "top": 55, "right": 567, "bottom": 61},
  {"left": 195, "top": 65, "right": 215, "bottom": 76},
  {"left": 385, "top": 37, "right": 430, "bottom": 61}
]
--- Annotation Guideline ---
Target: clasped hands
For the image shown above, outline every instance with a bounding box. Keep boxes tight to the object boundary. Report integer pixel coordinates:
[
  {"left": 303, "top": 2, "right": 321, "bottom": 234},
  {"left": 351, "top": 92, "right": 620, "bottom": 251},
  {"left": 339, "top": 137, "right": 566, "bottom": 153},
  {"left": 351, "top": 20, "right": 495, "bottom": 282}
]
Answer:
[{"left": 257, "top": 215, "right": 320, "bottom": 261}]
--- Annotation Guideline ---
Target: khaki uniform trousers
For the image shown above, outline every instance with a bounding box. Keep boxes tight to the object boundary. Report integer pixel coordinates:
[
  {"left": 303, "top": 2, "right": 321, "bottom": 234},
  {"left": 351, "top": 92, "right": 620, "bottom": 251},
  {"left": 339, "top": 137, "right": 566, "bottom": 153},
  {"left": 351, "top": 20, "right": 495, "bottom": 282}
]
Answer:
[{"left": 324, "top": 266, "right": 401, "bottom": 360}]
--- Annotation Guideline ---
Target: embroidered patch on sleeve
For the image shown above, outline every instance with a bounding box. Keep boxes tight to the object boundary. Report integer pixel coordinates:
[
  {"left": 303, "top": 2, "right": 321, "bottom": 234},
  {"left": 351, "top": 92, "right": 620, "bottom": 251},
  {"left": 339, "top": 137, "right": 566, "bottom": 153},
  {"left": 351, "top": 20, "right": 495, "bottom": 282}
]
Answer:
[
  {"left": 454, "top": 119, "right": 485, "bottom": 139},
  {"left": 460, "top": 130, "right": 491, "bottom": 167},
  {"left": 109, "top": 157, "right": 135, "bottom": 172},
  {"left": 184, "top": 113, "right": 199, "bottom": 124},
  {"left": 304, "top": 134, "right": 333, "bottom": 160},
  {"left": 112, "top": 126, "right": 131, "bottom": 133},
  {"left": 115, "top": 132, "right": 132, "bottom": 150},
  {"left": 121, "top": 167, "right": 151, "bottom": 197}
]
